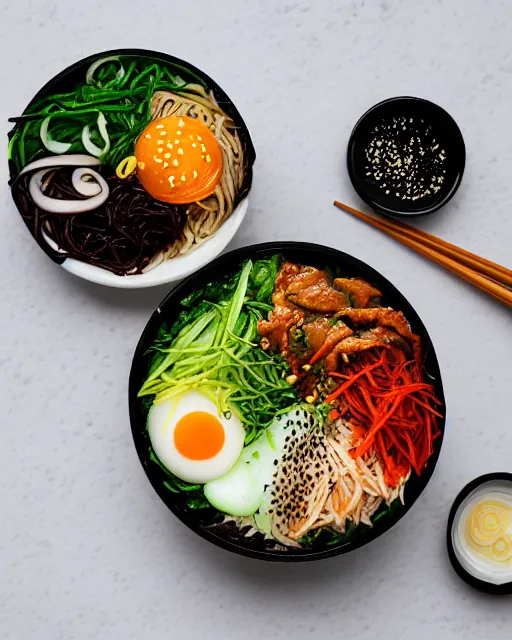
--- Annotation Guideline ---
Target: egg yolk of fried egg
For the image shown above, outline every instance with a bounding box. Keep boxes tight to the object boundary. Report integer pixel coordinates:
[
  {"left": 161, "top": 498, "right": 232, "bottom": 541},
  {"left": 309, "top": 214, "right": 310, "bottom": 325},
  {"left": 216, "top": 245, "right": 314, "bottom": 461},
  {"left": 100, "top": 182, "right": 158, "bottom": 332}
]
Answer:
[
  {"left": 135, "top": 115, "right": 223, "bottom": 204},
  {"left": 147, "top": 390, "right": 244, "bottom": 484}
]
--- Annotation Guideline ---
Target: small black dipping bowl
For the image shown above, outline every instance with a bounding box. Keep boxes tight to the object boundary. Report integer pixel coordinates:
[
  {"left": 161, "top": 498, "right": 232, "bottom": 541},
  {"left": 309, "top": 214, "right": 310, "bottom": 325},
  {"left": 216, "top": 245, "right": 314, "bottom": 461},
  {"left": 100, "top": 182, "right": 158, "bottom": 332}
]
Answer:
[
  {"left": 129, "top": 242, "right": 446, "bottom": 562},
  {"left": 347, "top": 97, "right": 465, "bottom": 219},
  {"left": 447, "top": 473, "right": 512, "bottom": 595}
]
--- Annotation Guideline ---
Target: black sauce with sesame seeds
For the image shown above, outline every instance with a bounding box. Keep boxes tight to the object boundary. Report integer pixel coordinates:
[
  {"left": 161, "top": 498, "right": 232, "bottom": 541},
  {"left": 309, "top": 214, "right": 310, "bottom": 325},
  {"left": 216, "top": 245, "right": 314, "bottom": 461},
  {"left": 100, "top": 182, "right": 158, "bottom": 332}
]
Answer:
[
  {"left": 365, "top": 116, "right": 447, "bottom": 202},
  {"left": 347, "top": 96, "right": 465, "bottom": 217}
]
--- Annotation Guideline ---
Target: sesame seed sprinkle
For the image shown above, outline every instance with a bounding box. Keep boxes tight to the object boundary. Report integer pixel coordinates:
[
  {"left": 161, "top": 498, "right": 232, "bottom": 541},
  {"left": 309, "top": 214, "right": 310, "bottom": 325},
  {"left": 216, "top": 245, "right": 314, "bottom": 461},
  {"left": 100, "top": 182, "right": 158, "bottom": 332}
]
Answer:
[{"left": 364, "top": 115, "right": 447, "bottom": 201}]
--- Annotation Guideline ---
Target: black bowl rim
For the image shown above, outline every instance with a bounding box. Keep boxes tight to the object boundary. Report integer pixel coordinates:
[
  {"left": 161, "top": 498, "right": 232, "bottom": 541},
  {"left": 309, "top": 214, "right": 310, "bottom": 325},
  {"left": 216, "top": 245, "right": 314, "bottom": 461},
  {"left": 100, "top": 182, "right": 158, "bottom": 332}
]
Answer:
[
  {"left": 446, "top": 472, "right": 512, "bottom": 595},
  {"left": 129, "top": 241, "right": 446, "bottom": 562},
  {"left": 347, "top": 95, "right": 466, "bottom": 219}
]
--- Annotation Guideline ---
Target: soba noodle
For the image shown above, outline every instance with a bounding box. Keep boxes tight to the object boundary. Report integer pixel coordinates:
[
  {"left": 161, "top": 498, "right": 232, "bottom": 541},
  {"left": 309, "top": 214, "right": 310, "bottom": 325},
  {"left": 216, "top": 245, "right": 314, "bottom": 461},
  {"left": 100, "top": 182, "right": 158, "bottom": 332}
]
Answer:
[
  {"left": 12, "top": 169, "right": 185, "bottom": 275},
  {"left": 9, "top": 62, "right": 253, "bottom": 276},
  {"left": 150, "top": 85, "right": 247, "bottom": 259}
]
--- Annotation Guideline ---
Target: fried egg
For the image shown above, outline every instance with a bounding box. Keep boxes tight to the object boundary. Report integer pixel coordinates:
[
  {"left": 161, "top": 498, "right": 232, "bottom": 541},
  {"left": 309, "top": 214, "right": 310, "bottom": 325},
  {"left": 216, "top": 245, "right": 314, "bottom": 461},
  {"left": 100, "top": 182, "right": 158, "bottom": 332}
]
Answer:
[
  {"left": 135, "top": 115, "right": 223, "bottom": 204},
  {"left": 148, "top": 390, "right": 244, "bottom": 484}
]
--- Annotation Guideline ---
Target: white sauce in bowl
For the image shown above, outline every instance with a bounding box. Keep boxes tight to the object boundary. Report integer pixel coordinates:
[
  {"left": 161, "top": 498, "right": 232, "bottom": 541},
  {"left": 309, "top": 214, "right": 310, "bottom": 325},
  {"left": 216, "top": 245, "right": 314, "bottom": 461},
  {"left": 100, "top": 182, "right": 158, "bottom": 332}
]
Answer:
[{"left": 452, "top": 481, "right": 512, "bottom": 586}]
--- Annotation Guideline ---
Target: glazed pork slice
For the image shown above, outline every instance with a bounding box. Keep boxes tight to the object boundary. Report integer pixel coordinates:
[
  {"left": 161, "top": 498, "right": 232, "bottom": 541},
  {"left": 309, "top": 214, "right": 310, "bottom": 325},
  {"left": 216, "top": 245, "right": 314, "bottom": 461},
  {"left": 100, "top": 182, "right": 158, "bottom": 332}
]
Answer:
[
  {"left": 333, "top": 278, "right": 382, "bottom": 308},
  {"left": 286, "top": 267, "right": 350, "bottom": 313},
  {"left": 257, "top": 262, "right": 305, "bottom": 353},
  {"left": 303, "top": 317, "right": 331, "bottom": 352}
]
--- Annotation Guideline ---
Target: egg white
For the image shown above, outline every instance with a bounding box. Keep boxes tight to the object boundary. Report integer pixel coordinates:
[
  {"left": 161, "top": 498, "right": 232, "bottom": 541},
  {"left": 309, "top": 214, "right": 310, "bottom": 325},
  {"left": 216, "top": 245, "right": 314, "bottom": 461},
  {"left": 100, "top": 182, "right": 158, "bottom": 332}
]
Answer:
[
  {"left": 452, "top": 481, "right": 512, "bottom": 585},
  {"left": 204, "top": 407, "right": 315, "bottom": 523},
  {"left": 148, "top": 390, "right": 245, "bottom": 484}
]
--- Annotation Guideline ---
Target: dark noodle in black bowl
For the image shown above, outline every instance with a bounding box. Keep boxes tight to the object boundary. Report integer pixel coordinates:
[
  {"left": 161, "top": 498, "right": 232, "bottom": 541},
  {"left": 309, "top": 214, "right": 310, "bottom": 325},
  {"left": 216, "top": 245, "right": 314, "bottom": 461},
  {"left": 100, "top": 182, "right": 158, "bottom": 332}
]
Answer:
[
  {"left": 129, "top": 242, "right": 446, "bottom": 561},
  {"left": 8, "top": 49, "right": 255, "bottom": 287}
]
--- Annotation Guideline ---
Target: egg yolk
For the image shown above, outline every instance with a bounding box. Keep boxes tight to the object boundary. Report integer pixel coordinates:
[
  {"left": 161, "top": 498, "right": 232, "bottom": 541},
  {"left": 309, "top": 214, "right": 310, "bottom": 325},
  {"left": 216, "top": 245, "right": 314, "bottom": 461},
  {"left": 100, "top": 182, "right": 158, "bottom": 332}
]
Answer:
[
  {"left": 174, "top": 411, "right": 225, "bottom": 460},
  {"left": 135, "top": 115, "right": 223, "bottom": 204}
]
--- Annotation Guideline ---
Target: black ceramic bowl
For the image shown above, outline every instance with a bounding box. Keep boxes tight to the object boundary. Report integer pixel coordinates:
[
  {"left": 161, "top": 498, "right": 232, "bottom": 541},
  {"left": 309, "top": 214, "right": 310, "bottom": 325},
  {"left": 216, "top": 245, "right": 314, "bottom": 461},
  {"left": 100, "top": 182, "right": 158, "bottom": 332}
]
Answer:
[
  {"left": 347, "top": 97, "right": 465, "bottom": 219},
  {"left": 129, "top": 242, "right": 446, "bottom": 561},
  {"left": 447, "top": 473, "right": 512, "bottom": 595}
]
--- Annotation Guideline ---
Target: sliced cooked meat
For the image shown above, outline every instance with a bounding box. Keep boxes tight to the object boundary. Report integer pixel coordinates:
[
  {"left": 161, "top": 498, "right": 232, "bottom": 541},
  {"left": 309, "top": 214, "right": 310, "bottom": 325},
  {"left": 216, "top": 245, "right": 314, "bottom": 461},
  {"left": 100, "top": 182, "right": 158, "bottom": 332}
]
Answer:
[
  {"left": 258, "top": 262, "right": 305, "bottom": 354},
  {"left": 285, "top": 265, "right": 327, "bottom": 293},
  {"left": 277, "top": 264, "right": 351, "bottom": 314},
  {"left": 286, "top": 278, "right": 350, "bottom": 313},
  {"left": 309, "top": 324, "right": 354, "bottom": 363},
  {"left": 257, "top": 290, "right": 303, "bottom": 353},
  {"left": 333, "top": 278, "right": 382, "bottom": 308},
  {"left": 360, "top": 327, "right": 411, "bottom": 354},
  {"left": 303, "top": 318, "right": 331, "bottom": 352},
  {"left": 336, "top": 308, "right": 421, "bottom": 363},
  {"left": 324, "top": 336, "right": 387, "bottom": 371},
  {"left": 275, "top": 261, "right": 301, "bottom": 290},
  {"left": 321, "top": 325, "right": 354, "bottom": 354}
]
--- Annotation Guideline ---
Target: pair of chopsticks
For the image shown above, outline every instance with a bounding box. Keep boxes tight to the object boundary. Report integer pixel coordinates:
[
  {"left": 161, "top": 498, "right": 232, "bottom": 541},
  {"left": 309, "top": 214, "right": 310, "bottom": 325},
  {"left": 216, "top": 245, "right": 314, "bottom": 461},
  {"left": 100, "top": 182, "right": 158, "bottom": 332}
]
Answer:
[{"left": 333, "top": 201, "right": 512, "bottom": 308}]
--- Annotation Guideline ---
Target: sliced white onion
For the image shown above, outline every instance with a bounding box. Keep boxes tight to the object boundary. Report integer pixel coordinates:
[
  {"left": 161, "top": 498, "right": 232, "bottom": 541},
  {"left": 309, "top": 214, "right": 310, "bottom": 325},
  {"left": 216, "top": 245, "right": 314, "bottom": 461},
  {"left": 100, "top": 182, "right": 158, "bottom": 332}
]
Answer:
[
  {"left": 71, "top": 167, "right": 103, "bottom": 197},
  {"left": 19, "top": 154, "right": 101, "bottom": 176},
  {"left": 82, "top": 112, "right": 110, "bottom": 158},
  {"left": 28, "top": 166, "right": 109, "bottom": 214},
  {"left": 85, "top": 56, "right": 125, "bottom": 85},
  {"left": 40, "top": 117, "right": 72, "bottom": 154},
  {"left": 81, "top": 127, "right": 101, "bottom": 157}
]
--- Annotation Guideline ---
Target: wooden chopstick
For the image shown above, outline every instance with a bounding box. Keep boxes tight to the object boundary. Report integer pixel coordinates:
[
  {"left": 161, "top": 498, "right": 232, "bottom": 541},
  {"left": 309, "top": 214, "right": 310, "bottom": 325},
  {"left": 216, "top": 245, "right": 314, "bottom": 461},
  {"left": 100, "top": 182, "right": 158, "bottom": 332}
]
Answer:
[
  {"left": 334, "top": 201, "right": 512, "bottom": 288},
  {"left": 333, "top": 200, "right": 512, "bottom": 308}
]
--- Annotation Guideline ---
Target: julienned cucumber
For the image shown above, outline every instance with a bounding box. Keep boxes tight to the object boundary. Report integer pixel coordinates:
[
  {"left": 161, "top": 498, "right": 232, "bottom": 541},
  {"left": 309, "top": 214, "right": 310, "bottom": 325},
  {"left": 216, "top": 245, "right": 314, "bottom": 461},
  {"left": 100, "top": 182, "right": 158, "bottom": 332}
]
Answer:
[{"left": 140, "top": 256, "right": 298, "bottom": 445}]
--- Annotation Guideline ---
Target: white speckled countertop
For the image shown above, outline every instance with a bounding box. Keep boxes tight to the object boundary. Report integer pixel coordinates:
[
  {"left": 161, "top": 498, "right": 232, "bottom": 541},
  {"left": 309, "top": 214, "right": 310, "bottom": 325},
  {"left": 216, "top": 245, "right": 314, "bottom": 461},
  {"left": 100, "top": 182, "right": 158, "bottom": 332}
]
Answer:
[{"left": 1, "top": 1, "right": 511, "bottom": 638}]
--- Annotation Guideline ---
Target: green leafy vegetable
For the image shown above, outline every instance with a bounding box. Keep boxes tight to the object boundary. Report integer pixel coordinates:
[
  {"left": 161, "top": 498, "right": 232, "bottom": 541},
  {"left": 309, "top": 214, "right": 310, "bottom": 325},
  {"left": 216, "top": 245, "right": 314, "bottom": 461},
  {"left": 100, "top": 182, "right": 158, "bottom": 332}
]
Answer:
[
  {"left": 8, "top": 56, "right": 206, "bottom": 172},
  {"left": 152, "top": 451, "right": 205, "bottom": 507},
  {"left": 249, "top": 254, "right": 280, "bottom": 303},
  {"left": 140, "top": 257, "right": 297, "bottom": 451}
]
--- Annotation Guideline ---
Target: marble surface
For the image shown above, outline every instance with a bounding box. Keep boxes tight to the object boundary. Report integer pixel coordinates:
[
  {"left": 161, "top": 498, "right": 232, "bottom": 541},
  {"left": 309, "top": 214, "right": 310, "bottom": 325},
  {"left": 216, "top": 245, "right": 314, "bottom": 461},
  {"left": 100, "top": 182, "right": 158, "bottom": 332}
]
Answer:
[{"left": 1, "top": 1, "right": 511, "bottom": 638}]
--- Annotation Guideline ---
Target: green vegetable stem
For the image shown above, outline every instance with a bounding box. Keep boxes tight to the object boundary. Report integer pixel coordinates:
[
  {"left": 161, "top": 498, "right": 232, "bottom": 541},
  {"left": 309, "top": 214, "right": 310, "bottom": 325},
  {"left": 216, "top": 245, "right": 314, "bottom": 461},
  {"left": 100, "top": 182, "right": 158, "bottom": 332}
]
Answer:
[
  {"left": 8, "top": 56, "right": 206, "bottom": 172},
  {"left": 139, "top": 256, "right": 296, "bottom": 445}
]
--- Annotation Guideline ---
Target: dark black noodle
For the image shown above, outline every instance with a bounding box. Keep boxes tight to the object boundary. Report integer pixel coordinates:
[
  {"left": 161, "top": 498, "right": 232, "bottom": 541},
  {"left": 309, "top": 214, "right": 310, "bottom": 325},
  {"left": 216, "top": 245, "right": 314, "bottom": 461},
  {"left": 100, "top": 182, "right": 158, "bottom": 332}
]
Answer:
[{"left": 12, "top": 168, "right": 187, "bottom": 275}]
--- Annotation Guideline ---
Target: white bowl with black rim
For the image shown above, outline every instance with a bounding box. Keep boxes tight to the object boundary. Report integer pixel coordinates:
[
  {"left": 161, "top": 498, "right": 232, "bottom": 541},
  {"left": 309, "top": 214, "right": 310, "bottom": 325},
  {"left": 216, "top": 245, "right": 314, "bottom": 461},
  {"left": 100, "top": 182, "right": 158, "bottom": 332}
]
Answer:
[
  {"left": 447, "top": 473, "right": 512, "bottom": 595},
  {"left": 8, "top": 49, "right": 255, "bottom": 288}
]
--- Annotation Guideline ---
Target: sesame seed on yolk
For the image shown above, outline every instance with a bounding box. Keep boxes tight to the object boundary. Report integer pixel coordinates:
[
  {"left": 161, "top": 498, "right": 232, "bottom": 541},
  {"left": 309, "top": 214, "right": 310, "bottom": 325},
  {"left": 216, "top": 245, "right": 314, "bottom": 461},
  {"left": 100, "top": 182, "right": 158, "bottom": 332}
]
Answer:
[{"left": 135, "top": 115, "right": 223, "bottom": 204}]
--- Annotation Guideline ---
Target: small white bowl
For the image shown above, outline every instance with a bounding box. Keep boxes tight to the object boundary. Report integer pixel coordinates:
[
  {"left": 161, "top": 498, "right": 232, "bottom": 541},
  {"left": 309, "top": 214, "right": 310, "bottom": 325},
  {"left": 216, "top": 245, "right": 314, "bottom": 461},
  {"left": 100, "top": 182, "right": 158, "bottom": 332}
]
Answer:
[{"left": 60, "top": 197, "right": 249, "bottom": 288}]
